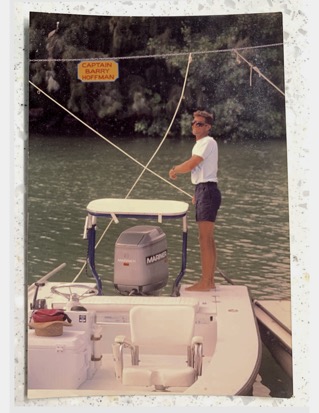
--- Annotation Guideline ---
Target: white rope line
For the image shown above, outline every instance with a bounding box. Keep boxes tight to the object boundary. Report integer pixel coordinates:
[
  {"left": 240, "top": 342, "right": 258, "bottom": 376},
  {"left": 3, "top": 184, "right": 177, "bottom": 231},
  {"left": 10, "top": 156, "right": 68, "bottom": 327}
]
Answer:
[
  {"left": 29, "top": 42, "right": 283, "bottom": 63},
  {"left": 71, "top": 54, "right": 193, "bottom": 282},
  {"left": 94, "top": 54, "right": 192, "bottom": 242},
  {"left": 30, "top": 79, "right": 193, "bottom": 284},
  {"left": 29, "top": 81, "right": 193, "bottom": 200},
  {"left": 233, "top": 50, "right": 285, "bottom": 96},
  {"left": 29, "top": 77, "right": 193, "bottom": 283},
  {"left": 125, "top": 53, "right": 192, "bottom": 199}
]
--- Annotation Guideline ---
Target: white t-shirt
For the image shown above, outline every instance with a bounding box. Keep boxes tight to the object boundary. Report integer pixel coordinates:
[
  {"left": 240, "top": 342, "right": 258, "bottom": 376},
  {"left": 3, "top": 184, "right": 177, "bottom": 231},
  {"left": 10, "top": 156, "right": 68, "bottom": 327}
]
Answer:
[{"left": 191, "top": 136, "right": 218, "bottom": 184}]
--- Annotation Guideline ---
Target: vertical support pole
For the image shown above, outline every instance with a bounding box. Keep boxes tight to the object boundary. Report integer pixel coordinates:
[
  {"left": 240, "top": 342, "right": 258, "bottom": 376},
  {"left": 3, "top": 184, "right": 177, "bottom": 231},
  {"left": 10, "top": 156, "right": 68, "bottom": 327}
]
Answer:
[
  {"left": 171, "top": 215, "right": 188, "bottom": 296},
  {"left": 87, "top": 214, "right": 103, "bottom": 295}
]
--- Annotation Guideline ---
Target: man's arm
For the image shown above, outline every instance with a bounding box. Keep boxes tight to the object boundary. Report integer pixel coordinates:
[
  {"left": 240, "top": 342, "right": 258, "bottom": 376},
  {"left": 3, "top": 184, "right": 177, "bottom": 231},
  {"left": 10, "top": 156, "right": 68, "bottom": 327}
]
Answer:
[{"left": 169, "top": 155, "right": 203, "bottom": 180}]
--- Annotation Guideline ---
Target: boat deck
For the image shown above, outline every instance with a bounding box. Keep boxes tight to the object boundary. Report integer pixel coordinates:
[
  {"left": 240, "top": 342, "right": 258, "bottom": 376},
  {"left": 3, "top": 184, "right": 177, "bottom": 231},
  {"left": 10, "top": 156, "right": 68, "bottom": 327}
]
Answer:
[{"left": 27, "top": 284, "right": 262, "bottom": 398}]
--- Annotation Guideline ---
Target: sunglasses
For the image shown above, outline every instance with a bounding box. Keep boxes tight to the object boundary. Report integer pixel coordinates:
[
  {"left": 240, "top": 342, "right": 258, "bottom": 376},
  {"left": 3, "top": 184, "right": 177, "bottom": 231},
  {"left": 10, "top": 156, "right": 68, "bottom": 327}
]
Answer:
[{"left": 191, "top": 121, "right": 207, "bottom": 127}]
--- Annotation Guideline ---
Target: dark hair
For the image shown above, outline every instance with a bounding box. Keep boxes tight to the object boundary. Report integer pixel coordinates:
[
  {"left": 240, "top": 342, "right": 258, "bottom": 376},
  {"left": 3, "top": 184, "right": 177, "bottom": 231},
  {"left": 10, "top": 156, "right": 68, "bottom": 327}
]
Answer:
[{"left": 193, "top": 110, "right": 215, "bottom": 124}]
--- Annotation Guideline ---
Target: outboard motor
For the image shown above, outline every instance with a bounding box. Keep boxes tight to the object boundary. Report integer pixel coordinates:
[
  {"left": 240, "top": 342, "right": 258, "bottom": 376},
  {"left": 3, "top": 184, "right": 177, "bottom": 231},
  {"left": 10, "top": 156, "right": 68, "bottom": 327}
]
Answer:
[{"left": 114, "top": 225, "right": 168, "bottom": 295}]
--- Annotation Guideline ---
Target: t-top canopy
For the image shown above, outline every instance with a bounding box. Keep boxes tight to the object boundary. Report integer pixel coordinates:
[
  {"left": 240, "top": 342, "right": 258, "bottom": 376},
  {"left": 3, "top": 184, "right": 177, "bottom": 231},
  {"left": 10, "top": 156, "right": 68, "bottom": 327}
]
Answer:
[{"left": 86, "top": 198, "right": 189, "bottom": 219}]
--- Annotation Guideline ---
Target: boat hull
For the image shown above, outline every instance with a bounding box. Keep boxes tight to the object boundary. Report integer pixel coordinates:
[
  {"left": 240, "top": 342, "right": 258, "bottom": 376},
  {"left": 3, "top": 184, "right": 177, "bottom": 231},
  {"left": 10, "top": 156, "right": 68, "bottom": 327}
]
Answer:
[{"left": 253, "top": 300, "right": 292, "bottom": 378}]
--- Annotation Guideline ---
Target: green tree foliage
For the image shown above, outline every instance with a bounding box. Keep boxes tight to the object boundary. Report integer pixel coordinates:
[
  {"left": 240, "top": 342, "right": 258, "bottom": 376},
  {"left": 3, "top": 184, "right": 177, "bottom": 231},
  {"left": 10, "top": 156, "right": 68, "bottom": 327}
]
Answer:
[{"left": 29, "top": 12, "right": 285, "bottom": 140}]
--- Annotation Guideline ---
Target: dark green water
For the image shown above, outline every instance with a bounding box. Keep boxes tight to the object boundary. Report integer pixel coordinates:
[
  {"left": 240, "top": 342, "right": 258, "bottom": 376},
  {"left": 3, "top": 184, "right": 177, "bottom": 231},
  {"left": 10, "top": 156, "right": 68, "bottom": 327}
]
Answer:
[
  {"left": 27, "top": 133, "right": 292, "bottom": 398},
  {"left": 27, "top": 135, "right": 290, "bottom": 297}
]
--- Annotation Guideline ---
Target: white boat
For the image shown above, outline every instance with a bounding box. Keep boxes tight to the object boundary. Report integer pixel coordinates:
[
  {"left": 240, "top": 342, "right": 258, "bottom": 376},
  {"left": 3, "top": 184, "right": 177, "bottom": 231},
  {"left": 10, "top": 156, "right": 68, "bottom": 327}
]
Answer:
[
  {"left": 253, "top": 299, "right": 292, "bottom": 378},
  {"left": 27, "top": 198, "right": 262, "bottom": 398}
]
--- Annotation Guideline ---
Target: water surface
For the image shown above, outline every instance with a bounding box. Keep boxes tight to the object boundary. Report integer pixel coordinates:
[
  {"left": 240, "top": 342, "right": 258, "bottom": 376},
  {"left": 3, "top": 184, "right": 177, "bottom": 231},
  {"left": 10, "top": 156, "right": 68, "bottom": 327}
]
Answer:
[{"left": 27, "top": 134, "right": 291, "bottom": 301}]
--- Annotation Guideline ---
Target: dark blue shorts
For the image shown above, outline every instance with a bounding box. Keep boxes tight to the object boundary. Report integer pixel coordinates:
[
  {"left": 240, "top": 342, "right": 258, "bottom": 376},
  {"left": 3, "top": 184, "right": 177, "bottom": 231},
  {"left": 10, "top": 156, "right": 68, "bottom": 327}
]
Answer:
[{"left": 195, "top": 182, "right": 222, "bottom": 222}]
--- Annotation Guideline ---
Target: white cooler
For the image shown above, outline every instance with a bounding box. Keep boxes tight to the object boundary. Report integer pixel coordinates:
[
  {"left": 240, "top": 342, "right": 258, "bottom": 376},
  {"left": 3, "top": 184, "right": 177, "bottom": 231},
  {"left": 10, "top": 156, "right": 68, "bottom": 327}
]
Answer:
[{"left": 28, "top": 329, "right": 89, "bottom": 389}]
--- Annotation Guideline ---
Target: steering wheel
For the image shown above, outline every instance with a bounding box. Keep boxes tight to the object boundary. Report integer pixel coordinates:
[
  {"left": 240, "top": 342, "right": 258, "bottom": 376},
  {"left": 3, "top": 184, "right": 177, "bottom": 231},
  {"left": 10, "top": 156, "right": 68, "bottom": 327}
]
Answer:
[{"left": 50, "top": 283, "right": 99, "bottom": 301}]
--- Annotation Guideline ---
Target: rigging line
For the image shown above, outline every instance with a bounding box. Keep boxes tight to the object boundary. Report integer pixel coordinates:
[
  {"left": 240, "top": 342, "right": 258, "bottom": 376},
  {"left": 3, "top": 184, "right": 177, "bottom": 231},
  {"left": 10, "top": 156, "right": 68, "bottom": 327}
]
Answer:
[
  {"left": 29, "top": 80, "right": 193, "bottom": 200},
  {"left": 233, "top": 50, "right": 285, "bottom": 96},
  {"left": 93, "top": 53, "right": 191, "bottom": 249},
  {"left": 125, "top": 53, "right": 192, "bottom": 199},
  {"left": 29, "top": 42, "right": 283, "bottom": 63},
  {"left": 71, "top": 54, "right": 193, "bottom": 283},
  {"left": 30, "top": 79, "right": 193, "bottom": 284}
]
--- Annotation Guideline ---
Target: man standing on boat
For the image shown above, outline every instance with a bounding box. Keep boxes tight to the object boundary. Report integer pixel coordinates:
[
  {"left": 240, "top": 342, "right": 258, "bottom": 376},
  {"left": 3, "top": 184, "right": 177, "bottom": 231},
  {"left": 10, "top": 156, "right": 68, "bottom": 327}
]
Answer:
[{"left": 169, "top": 110, "right": 221, "bottom": 291}]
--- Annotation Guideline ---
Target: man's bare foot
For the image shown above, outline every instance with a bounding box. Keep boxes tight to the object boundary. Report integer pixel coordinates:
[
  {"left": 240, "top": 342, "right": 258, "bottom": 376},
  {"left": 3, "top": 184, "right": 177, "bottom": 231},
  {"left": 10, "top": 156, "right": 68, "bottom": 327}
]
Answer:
[{"left": 185, "top": 282, "right": 215, "bottom": 291}]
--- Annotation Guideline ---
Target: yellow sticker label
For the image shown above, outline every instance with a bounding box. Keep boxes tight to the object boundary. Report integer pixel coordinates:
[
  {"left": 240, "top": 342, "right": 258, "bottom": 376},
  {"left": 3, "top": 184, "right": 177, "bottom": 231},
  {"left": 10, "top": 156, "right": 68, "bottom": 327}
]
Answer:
[{"left": 77, "top": 60, "right": 119, "bottom": 82}]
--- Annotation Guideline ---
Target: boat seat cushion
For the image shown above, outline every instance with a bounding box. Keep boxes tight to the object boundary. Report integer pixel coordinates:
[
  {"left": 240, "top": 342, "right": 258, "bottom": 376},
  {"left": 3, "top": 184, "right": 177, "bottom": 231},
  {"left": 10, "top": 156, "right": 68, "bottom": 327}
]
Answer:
[{"left": 130, "top": 305, "right": 195, "bottom": 346}]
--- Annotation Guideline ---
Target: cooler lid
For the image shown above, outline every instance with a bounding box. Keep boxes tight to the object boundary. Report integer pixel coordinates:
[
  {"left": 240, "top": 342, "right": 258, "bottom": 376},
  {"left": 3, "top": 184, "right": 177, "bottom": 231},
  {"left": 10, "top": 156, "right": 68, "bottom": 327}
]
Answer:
[{"left": 28, "top": 330, "right": 86, "bottom": 352}]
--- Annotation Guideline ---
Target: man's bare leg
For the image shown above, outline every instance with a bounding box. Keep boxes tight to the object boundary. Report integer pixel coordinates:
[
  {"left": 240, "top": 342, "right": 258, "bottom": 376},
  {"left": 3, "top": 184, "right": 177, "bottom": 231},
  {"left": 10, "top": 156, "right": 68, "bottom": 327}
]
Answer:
[
  {"left": 185, "top": 221, "right": 216, "bottom": 291},
  {"left": 211, "top": 236, "right": 217, "bottom": 286}
]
